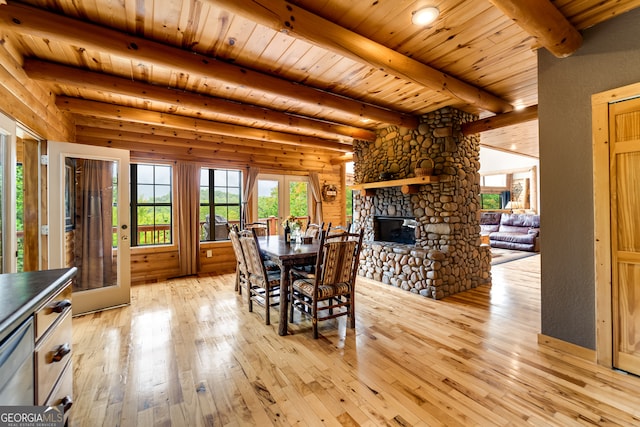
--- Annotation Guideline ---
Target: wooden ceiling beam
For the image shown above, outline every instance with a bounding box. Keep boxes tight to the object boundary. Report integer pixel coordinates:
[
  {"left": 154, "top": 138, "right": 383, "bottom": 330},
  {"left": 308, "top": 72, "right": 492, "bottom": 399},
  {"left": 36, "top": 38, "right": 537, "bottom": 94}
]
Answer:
[
  {"left": 24, "top": 59, "right": 375, "bottom": 142},
  {"left": 76, "top": 136, "right": 331, "bottom": 171},
  {"left": 211, "top": 0, "right": 513, "bottom": 114},
  {"left": 487, "top": 0, "right": 583, "bottom": 58},
  {"left": 76, "top": 125, "right": 333, "bottom": 159},
  {"left": 56, "top": 97, "right": 352, "bottom": 152},
  {"left": 0, "top": 1, "right": 418, "bottom": 128},
  {"left": 73, "top": 116, "right": 338, "bottom": 155},
  {"left": 461, "top": 105, "right": 538, "bottom": 136}
]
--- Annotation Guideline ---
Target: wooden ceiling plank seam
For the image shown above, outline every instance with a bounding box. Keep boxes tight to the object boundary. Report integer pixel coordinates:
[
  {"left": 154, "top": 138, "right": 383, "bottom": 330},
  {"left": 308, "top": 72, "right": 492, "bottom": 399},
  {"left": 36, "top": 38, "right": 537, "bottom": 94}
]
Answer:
[
  {"left": 412, "top": 17, "right": 527, "bottom": 74},
  {"left": 273, "top": 37, "right": 317, "bottom": 76},
  {"left": 382, "top": 1, "right": 496, "bottom": 58},
  {"left": 24, "top": 59, "right": 376, "bottom": 141},
  {"left": 211, "top": 0, "right": 513, "bottom": 113},
  {"left": 57, "top": 96, "right": 352, "bottom": 152},
  {"left": 216, "top": 12, "right": 260, "bottom": 62},
  {"left": 0, "top": 1, "right": 418, "bottom": 128},
  {"left": 236, "top": 23, "right": 280, "bottom": 70}
]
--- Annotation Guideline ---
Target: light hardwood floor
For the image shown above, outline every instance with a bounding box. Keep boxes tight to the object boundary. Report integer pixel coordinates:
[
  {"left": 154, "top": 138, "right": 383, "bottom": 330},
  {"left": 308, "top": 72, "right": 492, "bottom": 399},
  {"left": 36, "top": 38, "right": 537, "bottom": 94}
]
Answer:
[{"left": 69, "top": 254, "right": 640, "bottom": 426}]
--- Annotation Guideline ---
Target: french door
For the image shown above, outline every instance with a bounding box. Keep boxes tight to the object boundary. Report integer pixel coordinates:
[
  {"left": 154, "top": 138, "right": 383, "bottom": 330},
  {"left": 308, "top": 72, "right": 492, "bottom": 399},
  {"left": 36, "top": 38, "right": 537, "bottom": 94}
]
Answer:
[
  {"left": 609, "top": 97, "right": 640, "bottom": 376},
  {"left": 0, "top": 113, "right": 17, "bottom": 273},
  {"left": 49, "top": 142, "right": 130, "bottom": 315},
  {"left": 254, "top": 174, "right": 309, "bottom": 234}
]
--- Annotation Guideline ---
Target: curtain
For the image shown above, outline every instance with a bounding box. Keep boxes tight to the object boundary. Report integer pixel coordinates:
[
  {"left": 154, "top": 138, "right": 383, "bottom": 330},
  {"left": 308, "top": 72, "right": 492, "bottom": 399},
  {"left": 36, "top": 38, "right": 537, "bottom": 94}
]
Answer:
[
  {"left": 78, "top": 159, "right": 114, "bottom": 291},
  {"left": 241, "top": 167, "right": 259, "bottom": 227},
  {"left": 176, "top": 162, "right": 200, "bottom": 277},
  {"left": 308, "top": 172, "right": 323, "bottom": 224}
]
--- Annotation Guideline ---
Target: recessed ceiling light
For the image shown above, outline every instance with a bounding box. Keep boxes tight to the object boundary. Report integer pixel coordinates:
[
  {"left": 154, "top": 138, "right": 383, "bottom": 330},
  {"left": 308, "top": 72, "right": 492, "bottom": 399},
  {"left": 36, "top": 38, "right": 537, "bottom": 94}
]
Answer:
[{"left": 412, "top": 6, "right": 440, "bottom": 26}]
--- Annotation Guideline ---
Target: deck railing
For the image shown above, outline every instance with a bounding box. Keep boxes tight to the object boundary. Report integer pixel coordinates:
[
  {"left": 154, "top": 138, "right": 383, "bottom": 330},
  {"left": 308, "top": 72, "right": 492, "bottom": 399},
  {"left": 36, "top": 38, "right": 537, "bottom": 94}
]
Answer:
[{"left": 121, "top": 215, "right": 312, "bottom": 245}]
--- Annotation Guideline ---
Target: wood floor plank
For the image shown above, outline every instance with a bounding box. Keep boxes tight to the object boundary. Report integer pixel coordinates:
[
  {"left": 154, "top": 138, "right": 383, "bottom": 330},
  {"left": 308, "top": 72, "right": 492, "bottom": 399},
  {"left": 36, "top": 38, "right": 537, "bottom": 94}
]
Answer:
[{"left": 68, "top": 255, "right": 640, "bottom": 426}]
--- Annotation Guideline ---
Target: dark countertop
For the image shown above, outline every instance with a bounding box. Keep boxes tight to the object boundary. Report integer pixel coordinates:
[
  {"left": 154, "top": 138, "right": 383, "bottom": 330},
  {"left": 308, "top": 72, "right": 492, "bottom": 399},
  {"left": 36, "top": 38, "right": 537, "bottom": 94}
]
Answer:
[{"left": 0, "top": 267, "right": 77, "bottom": 344}]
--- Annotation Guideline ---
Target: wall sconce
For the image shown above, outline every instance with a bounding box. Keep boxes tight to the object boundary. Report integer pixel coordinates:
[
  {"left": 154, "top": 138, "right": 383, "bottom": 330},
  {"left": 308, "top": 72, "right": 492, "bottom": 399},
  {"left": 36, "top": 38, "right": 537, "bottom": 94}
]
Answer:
[{"left": 412, "top": 6, "right": 440, "bottom": 26}]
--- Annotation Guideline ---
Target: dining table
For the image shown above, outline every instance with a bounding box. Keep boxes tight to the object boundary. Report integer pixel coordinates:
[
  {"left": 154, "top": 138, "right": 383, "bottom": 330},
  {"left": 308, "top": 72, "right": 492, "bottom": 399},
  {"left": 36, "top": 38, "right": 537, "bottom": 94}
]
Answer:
[{"left": 257, "top": 235, "right": 320, "bottom": 336}]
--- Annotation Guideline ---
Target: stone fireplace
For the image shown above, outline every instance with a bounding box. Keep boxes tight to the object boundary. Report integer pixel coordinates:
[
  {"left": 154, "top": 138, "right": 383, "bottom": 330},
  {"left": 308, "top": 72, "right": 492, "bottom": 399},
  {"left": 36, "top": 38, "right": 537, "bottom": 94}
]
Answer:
[{"left": 352, "top": 107, "right": 491, "bottom": 299}]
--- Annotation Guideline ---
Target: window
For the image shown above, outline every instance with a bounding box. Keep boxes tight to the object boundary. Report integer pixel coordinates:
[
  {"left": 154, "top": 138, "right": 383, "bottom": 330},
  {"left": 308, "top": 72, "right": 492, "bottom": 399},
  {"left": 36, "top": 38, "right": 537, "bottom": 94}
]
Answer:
[
  {"left": 130, "top": 163, "right": 172, "bottom": 246},
  {"left": 480, "top": 193, "right": 502, "bottom": 210},
  {"left": 200, "top": 168, "right": 241, "bottom": 241},
  {"left": 481, "top": 174, "right": 507, "bottom": 187},
  {"left": 254, "top": 174, "right": 309, "bottom": 235}
]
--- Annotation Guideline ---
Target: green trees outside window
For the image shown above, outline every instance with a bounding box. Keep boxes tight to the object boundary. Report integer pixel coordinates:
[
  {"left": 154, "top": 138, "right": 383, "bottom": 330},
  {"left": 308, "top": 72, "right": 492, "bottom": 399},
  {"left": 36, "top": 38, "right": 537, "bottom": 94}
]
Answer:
[
  {"left": 130, "top": 163, "right": 172, "bottom": 246},
  {"left": 200, "top": 168, "right": 241, "bottom": 241}
]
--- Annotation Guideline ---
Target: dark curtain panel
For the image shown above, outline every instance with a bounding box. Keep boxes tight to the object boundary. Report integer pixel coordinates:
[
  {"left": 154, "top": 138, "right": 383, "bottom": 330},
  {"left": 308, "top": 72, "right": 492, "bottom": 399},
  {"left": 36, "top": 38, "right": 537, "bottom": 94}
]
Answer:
[
  {"left": 176, "top": 162, "right": 200, "bottom": 276},
  {"left": 78, "top": 159, "right": 114, "bottom": 291}
]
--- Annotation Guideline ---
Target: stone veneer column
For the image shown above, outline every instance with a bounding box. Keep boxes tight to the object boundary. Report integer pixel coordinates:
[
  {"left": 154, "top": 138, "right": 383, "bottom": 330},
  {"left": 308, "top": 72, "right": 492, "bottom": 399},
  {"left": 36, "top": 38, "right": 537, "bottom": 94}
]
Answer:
[{"left": 353, "top": 107, "right": 491, "bottom": 299}]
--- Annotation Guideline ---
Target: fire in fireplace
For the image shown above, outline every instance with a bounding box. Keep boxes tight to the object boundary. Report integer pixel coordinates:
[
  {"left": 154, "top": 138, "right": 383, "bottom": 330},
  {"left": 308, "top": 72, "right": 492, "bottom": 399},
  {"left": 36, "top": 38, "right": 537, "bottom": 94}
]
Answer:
[{"left": 374, "top": 216, "right": 417, "bottom": 244}]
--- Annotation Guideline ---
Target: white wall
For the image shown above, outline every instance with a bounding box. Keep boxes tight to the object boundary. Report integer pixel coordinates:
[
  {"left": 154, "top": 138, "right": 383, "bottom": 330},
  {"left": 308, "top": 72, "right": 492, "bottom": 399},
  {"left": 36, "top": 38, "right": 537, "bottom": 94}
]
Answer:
[{"left": 479, "top": 146, "right": 538, "bottom": 173}]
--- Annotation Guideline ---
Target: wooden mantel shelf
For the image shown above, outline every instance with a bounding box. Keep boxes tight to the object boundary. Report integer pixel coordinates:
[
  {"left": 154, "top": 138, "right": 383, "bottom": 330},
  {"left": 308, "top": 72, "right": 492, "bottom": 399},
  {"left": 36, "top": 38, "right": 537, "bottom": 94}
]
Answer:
[{"left": 351, "top": 175, "right": 440, "bottom": 196}]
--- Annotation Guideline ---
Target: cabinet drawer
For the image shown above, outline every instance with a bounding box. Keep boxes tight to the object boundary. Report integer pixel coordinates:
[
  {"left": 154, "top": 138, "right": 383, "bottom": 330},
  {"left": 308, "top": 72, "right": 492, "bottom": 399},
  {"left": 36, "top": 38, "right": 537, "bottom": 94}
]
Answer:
[
  {"left": 45, "top": 361, "right": 73, "bottom": 423},
  {"left": 35, "top": 310, "right": 72, "bottom": 404},
  {"left": 35, "top": 282, "right": 72, "bottom": 342}
]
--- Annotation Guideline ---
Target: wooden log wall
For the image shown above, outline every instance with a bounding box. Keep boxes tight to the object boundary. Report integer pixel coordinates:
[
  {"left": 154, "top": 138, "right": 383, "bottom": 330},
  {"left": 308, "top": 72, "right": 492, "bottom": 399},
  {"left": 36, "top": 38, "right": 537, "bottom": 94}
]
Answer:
[{"left": 319, "top": 164, "right": 347, "bottom": 228}]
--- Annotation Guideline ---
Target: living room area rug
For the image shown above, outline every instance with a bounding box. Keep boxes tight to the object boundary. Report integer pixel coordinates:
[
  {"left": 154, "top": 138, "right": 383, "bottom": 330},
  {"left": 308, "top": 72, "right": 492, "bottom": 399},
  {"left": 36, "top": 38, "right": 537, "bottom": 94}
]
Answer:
[{"left": 490, "top": 247, "right": 539, "bottom": 265}]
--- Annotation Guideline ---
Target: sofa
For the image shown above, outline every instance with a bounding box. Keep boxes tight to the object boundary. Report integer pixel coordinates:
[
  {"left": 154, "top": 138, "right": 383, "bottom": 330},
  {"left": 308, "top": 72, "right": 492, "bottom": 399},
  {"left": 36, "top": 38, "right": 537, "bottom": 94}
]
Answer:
[{"left": 480, "top": 212, "right": 540, "bottom": 252}]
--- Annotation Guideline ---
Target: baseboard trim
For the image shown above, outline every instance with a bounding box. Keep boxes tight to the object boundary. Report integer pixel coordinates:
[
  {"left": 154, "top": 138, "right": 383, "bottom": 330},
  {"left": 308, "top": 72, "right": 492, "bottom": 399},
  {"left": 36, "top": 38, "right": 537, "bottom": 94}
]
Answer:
[{"left": 537, "top": 333, "right": 596, "bottom": 363}]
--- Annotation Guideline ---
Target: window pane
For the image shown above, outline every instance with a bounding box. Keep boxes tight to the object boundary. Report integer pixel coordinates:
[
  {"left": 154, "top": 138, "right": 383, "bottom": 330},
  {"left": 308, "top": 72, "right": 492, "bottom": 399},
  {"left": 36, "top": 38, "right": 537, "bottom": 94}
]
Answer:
[
  {"left": 200, "top": 186, "right": 209, "bottom": 204},
  {"left": 155, "top": 206, "right": 171, "bottom": 225},
  {"left": 200, "top": 168, "right": 208, "bottom": 185},
  {"left": 228, "top": 187, "right": 240, "bottom": 204},
  {"left": 258, "top": 180, "right": 278, "bottom": 219},
  {"left": 228, "top": 170, "right": 240, "bottom": 187},
  {"left": 200, "top": 206, "right": 210, "bottom": 240},
  {"left": 137, "top": 206, "right": 153, "bottom": 225},
  {"left": 214, "top": 186, "right": 227, "bottom": 203},
  {"left": 214, "top": 169, "right": 227, "bottom": 186},
  {"left": 214, "top": 206, "right": 228, "bottom": 220},
  {"left": 137, "top": 184, "right": 154, "bottom": 203},
  {"left": 480, "top": 194, "right": 501, "bottom": 210},
  {"left": 289, "top": 181, "right": 308, "bottom": 217},
  {"left": 155, "top": 165, "right": 171, "bottom": 185},
  {"left": 137, "top": 164, "right": 154, "bottom": 184},
  {"left": 155, "top": 185, "right": 171, "bottom": 203},
  {"left": 227, "top": 205, "right": 240, "bottom": 223}
]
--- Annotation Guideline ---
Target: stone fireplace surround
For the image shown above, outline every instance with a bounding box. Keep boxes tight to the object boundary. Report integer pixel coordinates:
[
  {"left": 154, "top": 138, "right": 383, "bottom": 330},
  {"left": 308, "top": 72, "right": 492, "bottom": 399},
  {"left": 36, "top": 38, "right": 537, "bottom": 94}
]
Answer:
[{"left": 352, "top": 107, "right": 491, "bottom": 299}]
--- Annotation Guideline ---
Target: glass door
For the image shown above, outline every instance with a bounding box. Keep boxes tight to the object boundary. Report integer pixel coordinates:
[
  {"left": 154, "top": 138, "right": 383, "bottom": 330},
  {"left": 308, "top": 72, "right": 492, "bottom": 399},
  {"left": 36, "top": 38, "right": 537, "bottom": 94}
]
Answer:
[
  {"left": 255, "top": 174, "right": 309, "bottom": 235},
  {"left": 0, "top": 113, "right": 16, "bottom": 273},
  {"left": 49, "top": 142, "right": 130, "bottom": 315}
]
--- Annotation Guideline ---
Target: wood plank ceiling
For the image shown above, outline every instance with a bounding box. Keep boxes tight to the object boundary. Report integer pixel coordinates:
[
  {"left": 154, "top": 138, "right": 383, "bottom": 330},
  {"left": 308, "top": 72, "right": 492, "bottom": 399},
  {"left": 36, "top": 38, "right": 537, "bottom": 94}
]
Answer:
[{"left": 1, "top": 0, "right": 639, "bottom": 163}]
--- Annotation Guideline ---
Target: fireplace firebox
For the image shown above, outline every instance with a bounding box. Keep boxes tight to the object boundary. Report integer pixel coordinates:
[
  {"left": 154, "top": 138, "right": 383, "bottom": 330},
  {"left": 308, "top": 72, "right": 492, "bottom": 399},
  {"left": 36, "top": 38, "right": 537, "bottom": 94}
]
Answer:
[{"left": 374, "top": 216, "right": 417, "bottom": 244}]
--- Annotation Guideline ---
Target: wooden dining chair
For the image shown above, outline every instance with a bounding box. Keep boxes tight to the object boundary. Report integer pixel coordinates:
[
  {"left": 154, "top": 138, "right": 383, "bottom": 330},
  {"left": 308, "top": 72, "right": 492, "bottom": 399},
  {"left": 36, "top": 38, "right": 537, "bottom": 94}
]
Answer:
[
  {"left": 304, "top": 222, "right": 323, "bottom": 239},
  {"left": 239, "top": 229, "right": 281, "bottom": 325},
  {"left": 245, "top": 222, "right": 269, "bottom": 236},
  {"left": 327, "top": 222, "right": 352, "bottom": 236},
  {"left": 289, "top": 228, "right": 364, "bottom": 338},
  {"left": 228, "top": 225, "right": 248, "bottom": 295}
]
